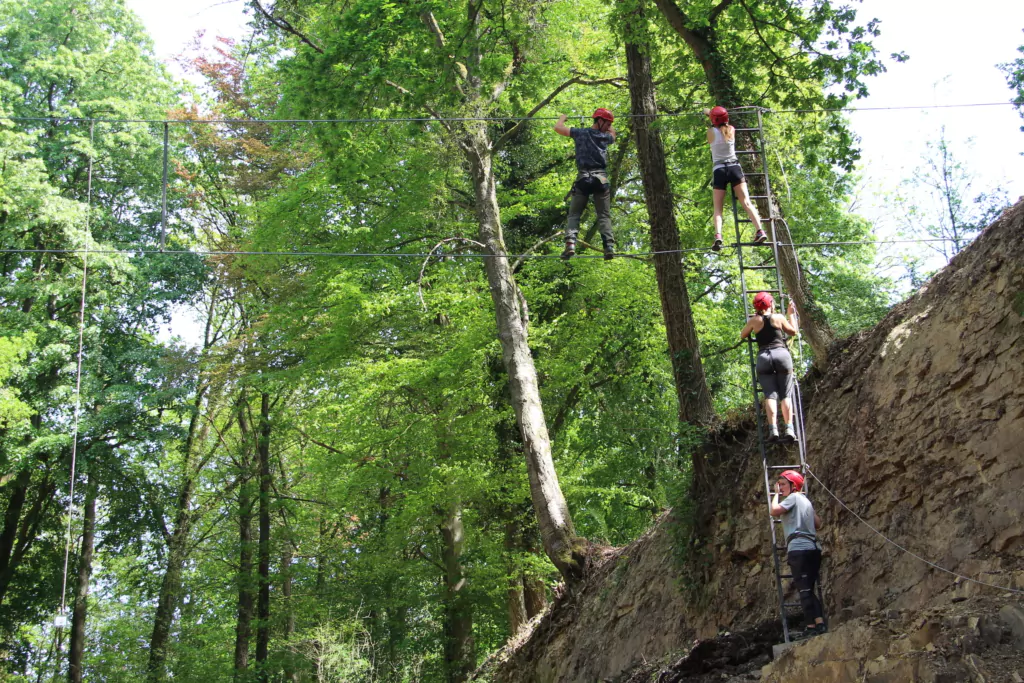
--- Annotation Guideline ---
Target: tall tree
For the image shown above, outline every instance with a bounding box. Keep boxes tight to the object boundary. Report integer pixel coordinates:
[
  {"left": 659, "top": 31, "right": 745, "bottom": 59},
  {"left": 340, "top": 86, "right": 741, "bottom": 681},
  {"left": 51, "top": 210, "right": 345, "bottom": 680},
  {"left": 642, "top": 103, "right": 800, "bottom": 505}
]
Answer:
[{"left": 621, "top": 0, "right": 715, "bottom": 444}]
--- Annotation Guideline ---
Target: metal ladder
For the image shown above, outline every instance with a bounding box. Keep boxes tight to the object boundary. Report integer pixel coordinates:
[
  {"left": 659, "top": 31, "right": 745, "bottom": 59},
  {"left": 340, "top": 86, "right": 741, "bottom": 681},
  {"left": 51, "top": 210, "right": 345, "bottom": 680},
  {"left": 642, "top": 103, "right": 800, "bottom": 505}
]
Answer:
[{"left": 727, "top": 107, "right": 818, "bottom": 644}]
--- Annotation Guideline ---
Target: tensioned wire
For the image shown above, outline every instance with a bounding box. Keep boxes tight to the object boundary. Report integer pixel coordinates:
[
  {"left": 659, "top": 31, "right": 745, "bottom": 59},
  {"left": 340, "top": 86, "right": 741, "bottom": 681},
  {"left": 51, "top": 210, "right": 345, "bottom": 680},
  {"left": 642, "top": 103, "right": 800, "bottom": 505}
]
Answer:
[
  {"left": 0, "top": 237, "right": 965, "bottom": 260},
  {"left": 2, "top": 101, "right": 1017, "bottom": 125}
]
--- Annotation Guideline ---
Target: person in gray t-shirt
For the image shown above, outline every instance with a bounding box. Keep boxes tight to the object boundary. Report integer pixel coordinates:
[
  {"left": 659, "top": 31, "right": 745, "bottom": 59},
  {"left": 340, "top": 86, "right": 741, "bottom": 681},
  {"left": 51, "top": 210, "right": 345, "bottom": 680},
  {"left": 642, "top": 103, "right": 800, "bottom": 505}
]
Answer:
[
  {"left": 554, "top": 109, "right": 617, "bottom": 260},
  {"left": 770, "top": 469, "right": 826, "bottom": 637}
]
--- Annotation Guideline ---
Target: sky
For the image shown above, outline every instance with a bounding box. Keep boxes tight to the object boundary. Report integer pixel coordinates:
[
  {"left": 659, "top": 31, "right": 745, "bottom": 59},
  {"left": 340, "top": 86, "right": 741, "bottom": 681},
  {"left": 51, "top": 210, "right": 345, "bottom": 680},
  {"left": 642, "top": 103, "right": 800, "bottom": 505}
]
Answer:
[{"left": 126, "top": 0, "right": 1024, "bottom": 338}]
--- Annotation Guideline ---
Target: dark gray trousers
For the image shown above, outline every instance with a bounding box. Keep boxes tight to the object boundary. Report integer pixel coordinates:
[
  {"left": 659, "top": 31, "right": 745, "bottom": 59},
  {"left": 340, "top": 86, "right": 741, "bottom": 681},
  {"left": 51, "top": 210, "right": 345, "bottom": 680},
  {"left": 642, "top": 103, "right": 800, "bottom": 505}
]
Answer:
[{"left": 565, "top": 175, "right": 614, "bottom": 246}]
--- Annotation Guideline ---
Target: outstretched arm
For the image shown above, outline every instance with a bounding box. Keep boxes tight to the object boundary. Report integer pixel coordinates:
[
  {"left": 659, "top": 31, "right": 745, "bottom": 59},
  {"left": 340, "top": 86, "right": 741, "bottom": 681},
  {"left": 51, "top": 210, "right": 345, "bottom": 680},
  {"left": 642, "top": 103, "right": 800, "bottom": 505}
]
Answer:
[{"left": 554, "top": 114, "right": 571, "bottom": 137}]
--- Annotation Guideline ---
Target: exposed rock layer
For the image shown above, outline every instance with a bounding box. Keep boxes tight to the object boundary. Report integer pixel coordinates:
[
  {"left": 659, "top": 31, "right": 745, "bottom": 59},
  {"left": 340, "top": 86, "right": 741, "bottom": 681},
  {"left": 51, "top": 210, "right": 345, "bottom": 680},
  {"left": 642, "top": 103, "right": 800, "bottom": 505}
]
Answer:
[{"left": 482, "top": 200, "right": 1024, "bottom": 682}]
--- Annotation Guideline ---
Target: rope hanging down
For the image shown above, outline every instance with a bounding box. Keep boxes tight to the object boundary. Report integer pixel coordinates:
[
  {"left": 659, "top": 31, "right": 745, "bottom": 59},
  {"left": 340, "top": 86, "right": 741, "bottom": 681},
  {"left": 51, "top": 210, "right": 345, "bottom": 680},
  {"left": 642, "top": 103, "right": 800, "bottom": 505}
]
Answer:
[
  {"left": 805, "top": 466, "right": 1024, "bottom": 596},
  {"left": 58, "top": 123, "right": 94, "bottom": 624}
]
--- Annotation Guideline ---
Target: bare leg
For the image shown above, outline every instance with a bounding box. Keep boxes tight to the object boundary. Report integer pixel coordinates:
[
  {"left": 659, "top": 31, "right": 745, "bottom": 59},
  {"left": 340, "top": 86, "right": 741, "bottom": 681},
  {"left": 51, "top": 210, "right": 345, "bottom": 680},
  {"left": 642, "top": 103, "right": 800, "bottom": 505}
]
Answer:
[
  {"left": 734, "top": 182, "right": 763, "bottom": 233},
  {"left": 764, "top": 398, "right": 778, "bottom": 427},
  {"left": 712, "top": 188, "right": 726, "bottom": 234},
  {"left": 780, "top": 397, "right": 792, "bottom": 425}
]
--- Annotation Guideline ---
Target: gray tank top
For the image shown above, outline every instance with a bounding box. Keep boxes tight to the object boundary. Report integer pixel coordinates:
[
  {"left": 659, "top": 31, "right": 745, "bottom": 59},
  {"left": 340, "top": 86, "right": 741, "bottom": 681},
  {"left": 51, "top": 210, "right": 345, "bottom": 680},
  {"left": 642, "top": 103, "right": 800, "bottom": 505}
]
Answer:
[{"left": 710, "top": 126, "right": 738, "bottom": 170}]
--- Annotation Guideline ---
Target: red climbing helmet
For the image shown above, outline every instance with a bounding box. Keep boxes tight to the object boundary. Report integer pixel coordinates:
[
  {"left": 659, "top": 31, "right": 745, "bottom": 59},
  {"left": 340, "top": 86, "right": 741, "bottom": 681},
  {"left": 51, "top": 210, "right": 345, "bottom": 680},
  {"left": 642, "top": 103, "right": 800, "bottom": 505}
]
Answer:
[
  {"left": 709, "top": 106, "right": 729, "bottom": 126},
  {"left": 593, "top": 108, "right": 614, "bottom": 122},
  {"left": 780, "top": 470, "right": 804, "bottom": 491},
  {"left": 753, "top": 291, "right": 774, "bottom": 312}
]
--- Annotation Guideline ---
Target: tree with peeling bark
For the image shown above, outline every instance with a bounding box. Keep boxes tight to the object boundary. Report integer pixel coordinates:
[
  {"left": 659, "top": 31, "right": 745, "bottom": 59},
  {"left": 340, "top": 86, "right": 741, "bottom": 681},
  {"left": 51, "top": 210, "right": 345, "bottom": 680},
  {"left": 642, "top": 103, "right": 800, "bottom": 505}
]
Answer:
[{"left": 257, "top": 0, "right": 633, "bottom": 583}]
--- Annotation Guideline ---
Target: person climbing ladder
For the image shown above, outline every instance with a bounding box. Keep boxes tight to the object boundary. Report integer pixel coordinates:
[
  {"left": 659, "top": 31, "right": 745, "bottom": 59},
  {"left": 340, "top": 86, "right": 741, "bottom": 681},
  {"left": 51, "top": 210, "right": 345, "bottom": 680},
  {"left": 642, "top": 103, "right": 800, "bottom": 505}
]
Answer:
[
  {"left": 740, "top": 292, "right": 799, "bottom": 442},
  {"left": 770, "top": 470, "right": 826, "bottom": 638},
  {"left": 705, "top": 106, "right": 767, "bottom": 251},
  {"left": 555, "top": 109, "right": 617, "bottom": 260}
]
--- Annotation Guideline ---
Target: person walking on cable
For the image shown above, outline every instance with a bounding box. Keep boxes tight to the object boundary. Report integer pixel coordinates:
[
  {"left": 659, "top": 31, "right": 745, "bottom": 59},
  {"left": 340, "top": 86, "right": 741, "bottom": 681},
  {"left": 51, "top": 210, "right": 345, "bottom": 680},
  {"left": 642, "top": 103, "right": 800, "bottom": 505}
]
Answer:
[
  {"left": 555, "top": 109, "right": 616, "bottom": 261},
  {"left": 705, "top": 106, "right": 767, "bottom": 251},
  {"left": 740, "top": 291, "right": 799, "bottom": 442},
  {"left": 770, "top": 470, "right": 826, "bottom": 638}
]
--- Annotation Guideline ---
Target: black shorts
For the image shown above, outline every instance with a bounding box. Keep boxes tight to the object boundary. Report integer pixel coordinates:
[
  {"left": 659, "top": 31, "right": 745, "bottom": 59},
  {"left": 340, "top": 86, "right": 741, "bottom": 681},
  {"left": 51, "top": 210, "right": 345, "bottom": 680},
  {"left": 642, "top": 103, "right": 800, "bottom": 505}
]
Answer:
[{"left": 712, "top": 164, "right": 745, "bottom": 190}]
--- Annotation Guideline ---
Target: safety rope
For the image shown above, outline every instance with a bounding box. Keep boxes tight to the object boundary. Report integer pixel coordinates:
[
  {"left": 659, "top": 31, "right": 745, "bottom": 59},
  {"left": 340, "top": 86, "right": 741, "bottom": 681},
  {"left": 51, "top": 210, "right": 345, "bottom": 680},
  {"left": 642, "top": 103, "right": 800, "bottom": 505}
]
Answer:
[
  {"left": 58, "top": 122, "right": 94, "bottom": 622},
  {"left": 805, "top": 466, "right": 1024, "bottom": 595}
]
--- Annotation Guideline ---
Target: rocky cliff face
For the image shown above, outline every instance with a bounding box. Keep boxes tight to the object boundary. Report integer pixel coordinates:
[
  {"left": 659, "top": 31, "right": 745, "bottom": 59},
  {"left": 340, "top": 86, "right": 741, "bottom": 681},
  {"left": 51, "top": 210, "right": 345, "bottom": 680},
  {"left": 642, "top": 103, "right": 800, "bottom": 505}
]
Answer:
[{"left": 479, "top": 199, "right": 1024, "bottom": 683}]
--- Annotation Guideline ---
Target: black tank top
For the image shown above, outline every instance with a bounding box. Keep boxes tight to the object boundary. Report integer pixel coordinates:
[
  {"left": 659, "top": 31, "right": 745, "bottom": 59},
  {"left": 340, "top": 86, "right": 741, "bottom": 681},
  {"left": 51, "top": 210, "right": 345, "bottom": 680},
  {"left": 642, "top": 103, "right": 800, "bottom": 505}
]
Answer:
[{"left": 754, "top": 314, "right": 787, "bottom": 350}]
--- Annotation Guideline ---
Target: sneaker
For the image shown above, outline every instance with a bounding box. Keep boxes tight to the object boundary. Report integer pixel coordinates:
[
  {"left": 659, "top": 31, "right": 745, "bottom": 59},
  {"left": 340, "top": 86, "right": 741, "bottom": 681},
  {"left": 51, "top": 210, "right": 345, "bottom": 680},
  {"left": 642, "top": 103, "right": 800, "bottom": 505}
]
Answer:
[
  {"left": 561, "top": 242, "right": 576, "bottom": 260},
  {"left": 603, "top": 241, "right": 616, "bottom": 261},
  {"left": 753, "top": 229, "right": 768, "bottom": 244},
  {"left": 711, "top": 234, "right": 723, "bottom": 252},
  {"left": 783, "top": 425, "right": 798, "bottom": 443},
  {"left": 767, "top": 428, "right": 780, "bottom": 443}
]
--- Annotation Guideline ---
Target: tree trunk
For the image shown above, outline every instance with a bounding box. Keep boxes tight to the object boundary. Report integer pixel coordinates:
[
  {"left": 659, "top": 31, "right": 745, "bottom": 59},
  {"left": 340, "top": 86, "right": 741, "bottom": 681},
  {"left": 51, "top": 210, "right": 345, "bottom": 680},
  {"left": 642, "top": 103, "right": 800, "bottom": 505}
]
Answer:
[
  {"left": 67, "top": 474, "right": 97, "bottom": 683},
  {"left": 504, "top": 522, "right": 528, "bottom": 634},
  {"left": 255, "top": 392, "right": 272, "bottom": 681},
  {"left": 0, "top": 468, "right": 32, "bottom": 606},
  {"left": 651, "top": 0, "right": 834, "bottom": 363},
  {"left": 624, "top": 28, "right": 715, "bottom": 443},
  {"left": 440, "top": 504, "right": 474, "bottom": 683},
  {"left": 523, "top": 575, "right": 546, "bottom": 619},
  {"left": 463, "top": 129, "right": 583, "bottom": 582},
  {"left": 281, "top": 543, "right": 298, "bottom": 683},
  {"left": 146, "top": 481, "right": 195, "bottom": 682},
  {"left": 147, "top": 392, "right": 208, "bottom": 683},
  {"left": 233, "top": 471, "right": 255, "bottom": 679}
]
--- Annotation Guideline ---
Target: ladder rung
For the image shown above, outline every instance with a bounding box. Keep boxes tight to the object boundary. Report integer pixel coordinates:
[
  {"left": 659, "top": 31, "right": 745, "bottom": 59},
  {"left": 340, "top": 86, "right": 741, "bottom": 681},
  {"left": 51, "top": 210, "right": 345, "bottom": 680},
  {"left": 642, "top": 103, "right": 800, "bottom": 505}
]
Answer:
[
  {"left": 734, "top": 127, "right": 761, "bottom": 132},
  {"left": 779, "top": 574, "right": 793, "bottom": 579},
  {"left": 768, "top": 465, "right": 802, "bottom": 470},
  {"left": 735, "top": 150, "right": 762, "bottom": 155},
  {"left": 783, "top": 602, "right": 802, "bottom": 608},
  {"left": 749, "top": 195, "right": 770, "bottom": 199},
  {"left": 744, "top": 172, "right": 767, "bottom": 176},
  {"left": 741, "top": 265, "right": 778, "bottom": 270}
]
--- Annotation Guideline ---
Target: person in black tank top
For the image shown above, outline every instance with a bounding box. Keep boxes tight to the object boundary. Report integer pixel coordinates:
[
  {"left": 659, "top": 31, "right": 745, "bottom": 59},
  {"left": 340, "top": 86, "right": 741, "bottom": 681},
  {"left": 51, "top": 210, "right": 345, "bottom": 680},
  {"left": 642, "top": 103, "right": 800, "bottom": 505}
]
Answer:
[{"left": 740, "top": 292, "right": 800, "bottom": 442}]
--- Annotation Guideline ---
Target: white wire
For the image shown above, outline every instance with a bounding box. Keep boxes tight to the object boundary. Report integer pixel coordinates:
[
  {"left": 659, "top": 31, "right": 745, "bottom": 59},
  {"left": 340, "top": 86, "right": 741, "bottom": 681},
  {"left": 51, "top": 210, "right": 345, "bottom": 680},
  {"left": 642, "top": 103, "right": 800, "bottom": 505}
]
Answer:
[
  {"left": 805, "top": 466, "right": 1024, "bottom": 595},
  {"left": 59, "top": 123, "right": 94, "bottom": 618}
]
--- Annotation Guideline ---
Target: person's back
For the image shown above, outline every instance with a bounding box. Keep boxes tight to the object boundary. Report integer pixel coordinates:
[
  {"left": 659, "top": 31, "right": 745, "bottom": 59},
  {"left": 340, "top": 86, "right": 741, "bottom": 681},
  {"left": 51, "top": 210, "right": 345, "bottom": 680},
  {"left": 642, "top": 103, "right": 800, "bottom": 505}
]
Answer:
[
  {"left": 570, "top": 126, "right": 614, "bottom": 174},
  {"left": 753, "top": 314, "right": 787, "bottom": 350},
  {"left": 709, "top": 125, "right": 738, "bottom": 169},
  {"left": 779, "top": 491, "right": 818, "bottom": 551}
]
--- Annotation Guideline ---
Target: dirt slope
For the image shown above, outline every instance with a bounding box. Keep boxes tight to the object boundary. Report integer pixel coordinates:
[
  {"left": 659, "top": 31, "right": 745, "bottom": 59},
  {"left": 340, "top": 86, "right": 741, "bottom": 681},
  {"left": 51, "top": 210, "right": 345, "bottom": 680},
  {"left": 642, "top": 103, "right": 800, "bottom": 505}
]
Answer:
[{"left": 479, "top": 199, "right": 1024, "bottom": 682}]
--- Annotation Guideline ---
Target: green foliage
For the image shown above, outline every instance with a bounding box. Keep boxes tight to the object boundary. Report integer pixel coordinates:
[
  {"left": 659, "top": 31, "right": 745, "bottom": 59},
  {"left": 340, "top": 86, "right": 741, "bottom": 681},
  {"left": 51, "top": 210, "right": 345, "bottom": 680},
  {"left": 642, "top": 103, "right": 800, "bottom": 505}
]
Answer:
[
  {"left": 1001, "top": 35, "right": 1024, "bottom": 132},
  {"left": 0, "top": 0, "right": 923, "bottom": 680}
]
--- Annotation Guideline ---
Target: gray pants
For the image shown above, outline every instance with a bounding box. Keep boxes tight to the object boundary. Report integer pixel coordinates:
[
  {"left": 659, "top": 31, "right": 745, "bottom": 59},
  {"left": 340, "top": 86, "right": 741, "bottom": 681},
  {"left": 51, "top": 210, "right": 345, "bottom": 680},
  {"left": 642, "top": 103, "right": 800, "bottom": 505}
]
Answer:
[
  {"left": 756, "top": 347, "right": 793, "bottom": 401},
  {"left": 565, "top": 176, "right": 614, "bottom": 246}
]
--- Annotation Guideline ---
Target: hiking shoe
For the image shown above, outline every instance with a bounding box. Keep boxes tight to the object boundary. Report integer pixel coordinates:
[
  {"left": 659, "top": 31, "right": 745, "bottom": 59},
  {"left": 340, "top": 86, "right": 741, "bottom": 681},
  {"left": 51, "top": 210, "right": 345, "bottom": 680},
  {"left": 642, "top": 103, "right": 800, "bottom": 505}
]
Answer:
[
  {"left": 603, "top": 247, "right": 615, "bottom": 261},
  {"left": 711, "top": 234, "right": 723, "bottom": 252},
  {"left": 753, "top": 229, "right": 768, "bottom": 244},
  {"left": 767, "top": 428, "right": 780, "bottom": 443},
  {"left": 561, "top": 242, "right": 576, "bottom": 260},
  {"left": 783, "top": 425, "right": 798, "bottom": 443}
]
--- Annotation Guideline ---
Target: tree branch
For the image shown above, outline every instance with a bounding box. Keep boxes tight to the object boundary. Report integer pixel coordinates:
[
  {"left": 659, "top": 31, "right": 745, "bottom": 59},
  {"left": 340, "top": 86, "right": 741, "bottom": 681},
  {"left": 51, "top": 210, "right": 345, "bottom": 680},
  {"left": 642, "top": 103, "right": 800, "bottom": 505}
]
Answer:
[
  {"left": 493, "top": 75, "right": 625, "bottom": 152},
  {"left": 251, "top": 0, "right": 324, "bottom": 54},
  {"left": 384, "top": 80, "right": 453, "bottom": 134}
]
